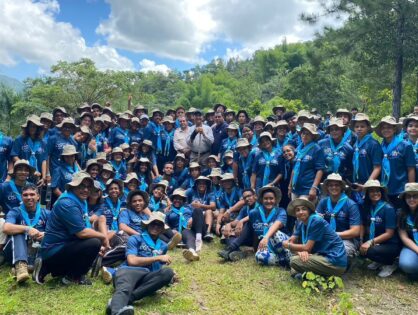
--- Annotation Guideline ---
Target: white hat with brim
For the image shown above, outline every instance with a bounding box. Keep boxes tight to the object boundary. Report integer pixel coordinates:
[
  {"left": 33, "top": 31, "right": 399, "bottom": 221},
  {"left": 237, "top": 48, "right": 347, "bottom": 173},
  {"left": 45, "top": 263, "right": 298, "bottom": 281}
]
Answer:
[
  {"left": 194, "top": 176, "right": 212, "bottom": 187},
  {"left": 403, "top": 115, "right": 418, "bottom": 129},
  {"left": 141, "top": 211, "right": 169, "bottom": 230},
  {"left": 172, "top": 188, "right": 187, "bottom": 200},
  {"left": 85, "top": 159, "right": 101, "bottom": 171},
  {"left": 138, "top": 157, "right": 151, "bottom": 165},
  {"left": 374, "top": 116, "right": 402, "bottom": 138},
  {"left": 252, "top": 116, "right": 266, "bottom": 125},
  {"left": 326, "top": 118, "right": 347, "bottom": 133},
  {"left": 57, "top": 118, "right": 76, "bottom": 129},
  {"left": 220, "top": 173, "right": 235, "bottom": 182},
  {"left": 111, "top": 147, "right": 124, "bottom": 155},
  {"left": 208, "top": 168, "right": 222, "bottom": 178},
  {"left": 287, "top": 197, "right": 315, "bottom": 217},
  {"left": 105, "top": 178, "right": 124, "bottom": 192},
  {"left": 141, "top": 140, "right": 153, "bottom": 149},
  {"left": 223, "top": 151, "right": 234, "bottom": 159},
  {"left": 189, "top": 162, "right": 201, "bottom": 169},
  {"left": 276, "top": 120, "right": 290, "bottom": 130},
  {"left": 120, "top": 143, "right": 130, "bottom": 151},
  {"left": 363, "top": 179, "right": 388, "bottom": 194},
  {"left": 40, "top": 112, "right": 53, "bottom": 122},
  {"left": 21, "top": 115, "right": 44, "bottom": 128},
  {"left": 65, "top": 171, "right": 93, "bottom": 190},
  {"left": 336, "top": 108, "right": 352, "bottom": 119},
  {"left": 11, "top": 159, "right": 35, "bottom": 176},
  {"left": 349, "top": 113, "right": 372, "bottom": 131},
  {"left": 53, "top": 107, "right": 69, "bottom": 117},
  {"left": 152, "top": 180, "right": 168, "bottom": 193},
  {"left": 258, "top": 131, "right": 276, "bottom": 143},
  {"left": 321, "top": 173, "right": 348, "bottom": 194},
  {"left": 61, "top": 144, "right": 78, "bottom": 156},
  {"left": 124, "top": 172, "right": 139, "bottom": 184},
  {"left": 101, "top": 163, "right": 115, "bottom": 175},
  {"left": 300, "top": 123, "right": 320, "bottom": 141},
  {"left": 257, "top": 186, "right": 282, "bottom": 205},
  {"left": 207, "top": 155, "right": 220, "bottom": 163},
  {"left": 236, "top": 138, "right": 251, "bottom": 149},
  {"left": 399, "top": 183, "right": 418, "bottom": 199},
  {"left": 162, "top": 116, "right": 175, "bottom": 124},
  {"left": 174, "top": 153, "right": 186, "bottom": 161},
  {"left": 226, "top": 123, "right": 239, "bottom": 131}
]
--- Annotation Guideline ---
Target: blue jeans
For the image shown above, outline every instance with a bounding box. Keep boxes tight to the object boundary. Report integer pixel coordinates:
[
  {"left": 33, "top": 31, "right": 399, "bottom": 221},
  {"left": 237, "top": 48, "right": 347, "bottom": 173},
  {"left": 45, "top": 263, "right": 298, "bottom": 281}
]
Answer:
[
  {"left": 399, "top": 247, "right": 418, "bottom": 280},
  {"left": 3, "top": 234, "right": 39, "bottom": 265}
]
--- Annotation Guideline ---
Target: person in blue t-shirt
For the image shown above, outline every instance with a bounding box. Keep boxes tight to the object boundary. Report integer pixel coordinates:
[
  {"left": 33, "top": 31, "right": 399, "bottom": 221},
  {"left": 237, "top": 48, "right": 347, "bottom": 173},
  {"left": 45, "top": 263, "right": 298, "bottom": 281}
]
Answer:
[
  {"left": 180, "top": 162, "right": 201, "bottom": 193},
  {"left": 109, "top": 147, "right": 127, "bottom": 180},
  {"left": 160, "top": 116, "right": 177, "bottom": 169},
  {"left": 131, "top": 157, "right": 152, "bottom": 193},
  {"left": 135, "top": 139, "right": 159, "bottom": 177},
  {"left": 33, "top": 172, "right": 106, "bottom": 285},
  {"left": 148, "top": 181, "right": 171, "bottom": 213},
  {"left": 316, "top": 173, "right": 361, "bottom": 258},
  {"left": 11, "top": 115, "right": 47, "bottom": 186},
  {"left": 283, "top": 197, "right": 347, "bottom": 277},
  {"left": 375, "top": 116, "right": 416, "bottom": 209},
  {"left": 289, "top": 123, "right": 325, "bottom": 202},
  {"left": 128, "top": 117, "right": 143, "bottom": 145},
  {"left": 359, "top": 180, "right": 401, "bottom": 278},
  {"left": 153, "top": 162, "right": 178, "bottom": 196},
  {"left": 109, "top": 114, "right": 131, "bottom": 148},
  {"left": 0, "top": 129, "right": 13, "bottom": 184},
  {"left": 101, "top": 178, "right": 126, "bottom": 232},
  {"left": 220, "top": 123, "right": 239, "bottom": 159},
  {"left": 335, "top": 108, "right": 357, "bottom": 146},
  {"left": 73, "top": 126, "right": 94, "bottom": 169},
  {"left": 318, "top": 118, "right": 353, "bottom": 181},
  {"left": 173, "top": 153, "right": 189, "bottom": 187},
  {"left": 403, "top": 115, "right": 418, "bottom": 181},
  {"left": 3, "top": 184, "right": 50, "bottom": 283},
  {"left": 232, "top": 138, "right": 255, "bottom": 189},
  {"left": 118, "top": 190, "right": 151, "bottom": 236},
  {"left": 108, "top": 211, "right": 174, "bottom": 315},
  {"left": 144, "top": 109, "right": 165, "bottom": 170},
  {"left": 85, "top": 158, "right": 102, "bottom": 181}
]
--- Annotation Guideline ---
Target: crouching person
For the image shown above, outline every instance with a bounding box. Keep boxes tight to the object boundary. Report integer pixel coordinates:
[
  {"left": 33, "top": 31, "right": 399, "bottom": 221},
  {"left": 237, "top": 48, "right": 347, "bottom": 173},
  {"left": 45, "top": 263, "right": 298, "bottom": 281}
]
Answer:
[
  {"left": 3, "top": 184, "right": 50, "bottom": 283},
  {"left": 108, "top": 212, "right": 174, "bottom": 315},
  {"left": 33, "top": 172, "right": 107, "bottom": 285},
  {"left": 283, "top": 197, "right": 347, "bottom": 277}
]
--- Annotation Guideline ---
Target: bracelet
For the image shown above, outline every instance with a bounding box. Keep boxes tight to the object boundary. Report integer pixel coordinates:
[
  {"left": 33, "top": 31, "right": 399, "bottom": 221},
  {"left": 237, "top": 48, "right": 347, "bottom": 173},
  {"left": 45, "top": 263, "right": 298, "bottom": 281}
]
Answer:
[
  {"left": 25, "top": 226, "right": 31, "bottom": 233},
  {"left": 311, "top": 185, "right": 319, "bottom": 190}
]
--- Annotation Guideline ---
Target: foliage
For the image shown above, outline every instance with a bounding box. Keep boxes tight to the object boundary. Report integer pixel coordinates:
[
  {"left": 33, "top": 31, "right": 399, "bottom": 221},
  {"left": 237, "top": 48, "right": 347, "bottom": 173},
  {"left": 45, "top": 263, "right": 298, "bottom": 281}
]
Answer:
[{"left": 301, "top": 271, "right": 344, "bottom": 294}]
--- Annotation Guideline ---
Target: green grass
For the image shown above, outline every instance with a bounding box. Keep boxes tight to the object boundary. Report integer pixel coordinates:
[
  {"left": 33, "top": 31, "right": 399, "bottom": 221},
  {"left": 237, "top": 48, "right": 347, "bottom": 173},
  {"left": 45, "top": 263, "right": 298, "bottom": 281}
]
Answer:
[{"left": 1, "top": 241, "right": 418, "bottom": 315}]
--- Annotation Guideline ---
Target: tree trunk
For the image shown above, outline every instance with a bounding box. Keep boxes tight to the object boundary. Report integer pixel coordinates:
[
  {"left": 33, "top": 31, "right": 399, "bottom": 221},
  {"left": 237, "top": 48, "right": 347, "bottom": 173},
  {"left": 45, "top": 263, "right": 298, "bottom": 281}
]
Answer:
[{"left": 392, "top": 5, "right": 405, "bottom": 120}]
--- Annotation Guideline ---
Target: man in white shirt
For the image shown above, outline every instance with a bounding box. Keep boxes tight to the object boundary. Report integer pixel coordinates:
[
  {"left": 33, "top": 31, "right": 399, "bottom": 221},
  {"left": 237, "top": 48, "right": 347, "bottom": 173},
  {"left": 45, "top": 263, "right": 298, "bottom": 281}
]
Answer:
[
  {"left": 174, "top": 115, "right": 191, "bottom": 158},
  {"left": 187, "top": 110, "right": 214, "bottom": 166}
]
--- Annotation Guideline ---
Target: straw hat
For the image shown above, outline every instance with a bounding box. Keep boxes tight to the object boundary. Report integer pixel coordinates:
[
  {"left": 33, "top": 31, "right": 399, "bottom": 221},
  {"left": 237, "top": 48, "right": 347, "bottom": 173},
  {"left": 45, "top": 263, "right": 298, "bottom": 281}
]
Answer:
[
  {"left": 287, "top": 197, "right": 315, "bottom": 217},
  {"left": 326, "top": 118, "right": 347, "bottom": 133},
  {"left": 127, "top": 190, "right": 150, "bottom": 207},
  {"left": 349, "top": 113, "right": 372, "bottom": 131},
  {"left": 65, "top": 171, "right": 93, "bottom": 190},
  {"left": 236, "top": 138, "right": 251, "bottom": 149},
  {"left": 300, "top": 123, "right": 320, "bottom": 141},
  {"left": 141, "top": 211, "right": 169, "bottom": 230},
  {"left": 21, "top": 115, "right": 43, "bottom": 128},
  {"left": 61, "top": 144, "right": 78, "bottom": 156},
  {"left": 172, "top": 188, "right": 187, "bottom": 200},
  {"left": 257, "top": 185, "right": 282, "bottom": 205},
  {"left": 208, "top": 168, "right": 222, "bottom": 178},
  {"left": 399, "top": 183, "right": 418, "bottom": 199},
  {"left": 374, "top": 116, "right": 402, "bottom": 138}
]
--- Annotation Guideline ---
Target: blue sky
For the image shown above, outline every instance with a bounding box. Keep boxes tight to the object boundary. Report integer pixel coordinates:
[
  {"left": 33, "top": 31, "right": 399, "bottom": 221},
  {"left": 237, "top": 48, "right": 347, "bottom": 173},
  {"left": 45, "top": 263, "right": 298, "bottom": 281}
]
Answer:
[{"left": 0, "top": 0, "right": 338, "bottom": 81}]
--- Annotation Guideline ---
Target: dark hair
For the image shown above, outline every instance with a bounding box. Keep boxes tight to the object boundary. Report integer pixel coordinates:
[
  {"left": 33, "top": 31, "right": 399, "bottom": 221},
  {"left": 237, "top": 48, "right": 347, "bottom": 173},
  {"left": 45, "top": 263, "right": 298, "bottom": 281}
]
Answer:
[
  {"left": 282, "top": 111, "right": 296, "bottom": 121},
  {"left": 242, "top": 188, "right": 255, "bottom": 195},
  {"left": 398, "top": 198, "right": 418, "bottom": 230},
  {"left": 23, "top": 123, "right": 44, "bottom": 140},
  {"left": 22, "top": 183, "right": 39, "bottom": 194},
  {"left": 127, "top": 191, "right": 149, "bottom": 209},
  {"left": 363, "top": 188, "right": 389, "bottom": 214}
]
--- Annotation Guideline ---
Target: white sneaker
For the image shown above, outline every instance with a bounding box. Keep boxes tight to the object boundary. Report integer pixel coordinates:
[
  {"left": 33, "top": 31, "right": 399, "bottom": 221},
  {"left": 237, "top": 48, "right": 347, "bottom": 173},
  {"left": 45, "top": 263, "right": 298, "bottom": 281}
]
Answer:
[
  {"left": 183, "top": 249, "right": 200, "bottom": 262},
  {"left": 378, "top": 264, "right": 397, "bottom": 278},
  {"left": 367, "top": 261, "right": 382, "bottom": 270},
  {"left": 195, "top": 238, "right": 203, "bottom": 252}
]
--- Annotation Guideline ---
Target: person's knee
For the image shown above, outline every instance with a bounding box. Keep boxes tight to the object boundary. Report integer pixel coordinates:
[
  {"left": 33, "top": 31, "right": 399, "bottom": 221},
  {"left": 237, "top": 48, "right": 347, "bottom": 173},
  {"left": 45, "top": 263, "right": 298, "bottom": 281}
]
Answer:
[
  {"left": 86, "top": 237, "right": 102, "bottom": 250},
  {"left": 161, "top": 268, "right": 174, "bottom": 283},
  {"left": 290, "top": 255, "right": 302, "bottom": 270}
]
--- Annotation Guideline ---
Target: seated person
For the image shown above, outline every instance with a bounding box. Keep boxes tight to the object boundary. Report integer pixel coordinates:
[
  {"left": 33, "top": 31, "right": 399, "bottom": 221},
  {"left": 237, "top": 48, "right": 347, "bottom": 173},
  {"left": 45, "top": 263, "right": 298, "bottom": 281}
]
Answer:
[
  {"left": 33, "top": 172, "right": 107, "bottom": 285},
  {"left": 283, "top": 197, "right": 347, "bottom": 277},
  {"left": 316, "top": 173, "right": 361, "bottom": 258},
  {"left": 51, "top": 144, "right": 80, "bottom": 198},
  {"left": 153, "top": 162, "right": 178, "bottom": 196},
  {"left": 108, "top": 212, "right": 174, "bottom": 315},
  {"left": 148, "top": 181, "right": 171, "bottom": 213},
  {"left": 3, "top": 184, "right": 50, "bottom": 283}
]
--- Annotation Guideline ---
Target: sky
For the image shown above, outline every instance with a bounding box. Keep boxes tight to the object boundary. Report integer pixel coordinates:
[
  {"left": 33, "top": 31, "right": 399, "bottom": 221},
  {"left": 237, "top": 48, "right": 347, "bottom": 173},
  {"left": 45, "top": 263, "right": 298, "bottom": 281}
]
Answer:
[{"left": 0, "top": 0, "right": 341, "bottom": 81}]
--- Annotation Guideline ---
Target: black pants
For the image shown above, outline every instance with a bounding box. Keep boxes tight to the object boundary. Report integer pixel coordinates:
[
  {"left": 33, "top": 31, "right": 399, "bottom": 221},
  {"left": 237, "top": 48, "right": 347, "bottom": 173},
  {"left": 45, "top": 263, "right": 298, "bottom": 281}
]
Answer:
[
  {"left": 181, "top": 208, "right": 205, "bottom": 249},
  {"left": 227, "top": 223, "right": 258, "bottom": 251},
  {"left": 43, "top": 238, "right": 101, "bottom": 278},
  {"left": 159, "top": 229, "right": 174, "bottom": 244},
  {"left": 366, "top": 242, "right": 401, "bottom": 265},
  {"left": 111, "top": 267, "right": 174, "bottom": 314}
]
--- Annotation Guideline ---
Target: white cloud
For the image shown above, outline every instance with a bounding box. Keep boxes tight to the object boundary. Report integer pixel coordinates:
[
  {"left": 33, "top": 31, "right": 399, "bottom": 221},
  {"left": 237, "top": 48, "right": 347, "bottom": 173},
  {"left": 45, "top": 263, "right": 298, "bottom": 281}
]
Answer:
[
  {"left": 225, "top": 47, "right": 255, "bottom": 61},
  {"left": 0, "top": 0, "right": 134, "bottom": 71},
  {"left": 139, "top": 59, "right": 171, "bottom": 75}
]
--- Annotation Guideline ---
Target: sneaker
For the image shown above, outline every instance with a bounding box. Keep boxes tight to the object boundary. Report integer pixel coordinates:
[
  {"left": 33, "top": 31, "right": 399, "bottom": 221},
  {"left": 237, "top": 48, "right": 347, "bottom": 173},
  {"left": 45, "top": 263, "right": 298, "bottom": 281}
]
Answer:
[
  {"left": 218, "top": 249, "right": 231, "bottom": 261},
  {"left": 229, "top": 251, "right": 246, "bottom": 262},
  {"left": 102, "top": 266, "right": 114, "bottom": 285},
  {"left": 15, "top": 261, "right": 29, "bottom": 284},
  {"left": 367, "top": 261, "right": 382, "bottom": 270},
  {"left": 183, "top": 249, "right": 200, "bottom": 262},
  {"left": 115, "top": 305, "right": 134, "bottom": 315},
  {"left": 195, "top": 238, "right": 203, "bottom": 252},
  {"left": 32, "top": 257, "right": 47, "bottom": 284},
  {"left": 168, "top": 232, "right": 182, "bottom": 250},
  {"left": 203, "top": 233, "right": 214, "bottom": 242},
  {"left": 61, "top": 276, "right": 73, "bottom": 285},
  {"left": 78, "top": 275, "right": 93, "bottom": 285},
  {"left": 378, "top": 264, "right": 397, "bottom": 278},
  {"left": 91, "top": 255, "right": 103, "bottom": 277}
]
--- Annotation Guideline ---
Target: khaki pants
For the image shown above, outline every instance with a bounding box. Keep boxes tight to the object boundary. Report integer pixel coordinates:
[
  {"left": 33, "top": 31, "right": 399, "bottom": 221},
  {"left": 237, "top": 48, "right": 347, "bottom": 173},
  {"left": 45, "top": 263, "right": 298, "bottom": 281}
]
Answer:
[{"left": 290, "top": 254, "right": 346, "bottom": 276}]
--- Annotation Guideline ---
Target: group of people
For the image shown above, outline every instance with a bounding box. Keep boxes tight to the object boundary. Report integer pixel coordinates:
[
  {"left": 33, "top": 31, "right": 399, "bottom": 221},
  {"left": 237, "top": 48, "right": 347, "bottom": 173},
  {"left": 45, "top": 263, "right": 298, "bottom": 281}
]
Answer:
[{"left": 0, "top": 101, "right": 417, "bottom": 315}]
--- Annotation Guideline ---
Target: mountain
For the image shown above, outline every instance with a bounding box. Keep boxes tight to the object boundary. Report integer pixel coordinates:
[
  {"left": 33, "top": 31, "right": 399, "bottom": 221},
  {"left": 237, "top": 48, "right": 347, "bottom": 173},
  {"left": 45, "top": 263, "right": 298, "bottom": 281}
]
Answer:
[{"left": 0, "top": 74, "right": 24, "bottom": 93}]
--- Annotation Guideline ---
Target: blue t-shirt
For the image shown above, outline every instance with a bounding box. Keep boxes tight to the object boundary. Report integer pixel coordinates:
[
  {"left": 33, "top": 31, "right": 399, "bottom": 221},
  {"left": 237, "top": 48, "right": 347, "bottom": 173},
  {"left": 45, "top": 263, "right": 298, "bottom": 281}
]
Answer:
[
  {"left": 235, "top": 150, "right": 257, "bottom": 189},
  {"left": 249, "top": 206, "right": 288, "bottom": 238},
  {"left": 101, "top": 197, "right": 125, "bottom": 230},
  {"left": 252, "top": 149, "right": 284, "bottom": 188},
  {"left": 11, "top": 136, "right": 47, "bottom": 173},
  {"left": 109, "top": 126, "right": 130, "bottom": 148},
  {"left": 148, "top": 196, "right": 168, "bottom": 213},
  {"left": 218, "top": 187, "right": 242, "bottom": 220},
  {"left": 88, "top": 202, "right": 104, "bottom": 217},
  {"left": 186, "top": 189, "right": 215, "bottom": 208},
  {"left": 236, "top": 202, "right": 258, "bottom": 221},
  {"left": 0, "top": 181, "right": 24, "bottom": 214},
  {"left": 122, "top": 234, "right": 168, "bottom": 272},
  {"left": 46, "top": 134, "right": 77, "bottom": 174},
  {"left": 405, "top": 138, "right": 418, "bottom": 181},
  {"left": 51, "top": 163, "right": 79, "bottom": 192},
  {"left": 220, "top": 137, "right": 238, "bottom": 158},
  {"left": 381, "top": 140, "right": 416, "bottom": 195},
  {"left": 319, "top": 138, "right": 353, "bottom": 180},
  {"left": 352, "top": 136, "right": 382, "bottom": 184},
  {"left": 362, "top": 202, "right": 398, "bottom": 244},
  {"left": 129, "top": 130, "right": 143, "bottom": 145},
  {"left": 316, "top": 197, "right": 361, "bottom": 232},
  {"left": 110, "top": 160, "right": 127, "bottom": 180},
  {"left": 144, "top": 122, "right": 164, "bottom": 154},
  {"left": 41, "top": 196, "right": 87, "bottom": 259},
  {"left": 165, "top": 206, "right": 193, "bottom": 230},
  {"left": 292, "top": 143, "right": 325, "bottom": 195},
  {"left": 173, "top": 167, "right": 189, "bottom": 187},
  {"left": 293, "top": 215, "right": 347, "bottom": 267},
  {"left": 0, "top": 134, "right": 13, "bottom": 183},
  {"left": 6, "top": 206, "right": 50, "bottom": 232},
  {"left": 118, "top": 209, "right": 149, "bottom": 233}
]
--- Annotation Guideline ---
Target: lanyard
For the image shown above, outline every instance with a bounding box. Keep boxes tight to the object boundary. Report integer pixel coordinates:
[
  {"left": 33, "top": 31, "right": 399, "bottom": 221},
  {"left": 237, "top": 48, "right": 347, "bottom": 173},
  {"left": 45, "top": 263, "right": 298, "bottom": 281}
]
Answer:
[
  {"left": 292, "top": 142, "right": 316, "bottom": 189},
  {"left": 171, "top": 206, "right": 187, "bottom": 233},
  {"left": 381, "top": 137, "right": 402, "bottom": 186},
  {"left": 105, "top": 197, "right": 121, "bottom": 231},
  {"left": 301, "top": 214, "right": 318, "bottom": 244},
  {"left": 352, "top": 134, "right": 372, "bottom": 182},
  {"left": 369, "top": 201, "right": 386, "bottom": 240},
  {"left": 19, "top": 203, "right": 42, "bottom": 228},
  {"left": 141, "top": 231, "right": 163, "bottom": 271},
  {"left": 326, "top": 193, "right": 348, "bottom": 231}
]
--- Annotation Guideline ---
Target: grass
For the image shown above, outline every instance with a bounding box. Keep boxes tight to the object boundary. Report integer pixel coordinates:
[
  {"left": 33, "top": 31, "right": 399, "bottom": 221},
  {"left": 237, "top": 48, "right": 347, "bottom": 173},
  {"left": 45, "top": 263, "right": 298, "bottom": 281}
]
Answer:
[{"left": 1, "top": 241, "right": 418, "bottom": 315}]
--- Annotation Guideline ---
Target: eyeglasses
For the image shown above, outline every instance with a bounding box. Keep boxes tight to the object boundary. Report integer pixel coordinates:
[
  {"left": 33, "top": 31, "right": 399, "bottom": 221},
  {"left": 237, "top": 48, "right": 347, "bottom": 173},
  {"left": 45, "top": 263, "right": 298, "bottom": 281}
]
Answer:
[
  {"left": 405, "top": 194, "right": 418, "bottom": 200},
  {"left": 78, "top": 184, "right": 92, "bottom": 191}
]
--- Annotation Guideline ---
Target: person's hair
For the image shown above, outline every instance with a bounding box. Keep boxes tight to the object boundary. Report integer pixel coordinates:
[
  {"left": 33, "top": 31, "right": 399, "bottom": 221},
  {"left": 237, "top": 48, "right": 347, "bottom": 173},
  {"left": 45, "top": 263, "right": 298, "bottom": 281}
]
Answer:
[
  {"left": 351, "top": 107, "right": 359, "bottom": 111},
  {"left": 363, "top": 188, "right": 389, "bottom": 214},
  {"left": 22, "top": 183, "right": 39, "bottom": 194},
  {"left": 127, "top": 191, "right": 149, "bottom": 209},
  {"left": 398, "top": 197, "right": 418, "bottom": 230},
  {"left": 242, "top": 123, "right": 252, "bottom": 130},
  {"left": 88, "top": 189, "right": 103, "bottom": 205},
  {"left": 214, "top": 112, "right": 224, "bottom": 118},
  {"left": 242, "top": 188, "right": 255, "bottom": 195},
  {"left": 282, "top": 111, "right": 296, "bottom": 121},
  {"left": 164, "top": 161, "right": 174, "bottom": 169},
  {"left": 23, "top": 123, "right": 44, "bottom": 140}
]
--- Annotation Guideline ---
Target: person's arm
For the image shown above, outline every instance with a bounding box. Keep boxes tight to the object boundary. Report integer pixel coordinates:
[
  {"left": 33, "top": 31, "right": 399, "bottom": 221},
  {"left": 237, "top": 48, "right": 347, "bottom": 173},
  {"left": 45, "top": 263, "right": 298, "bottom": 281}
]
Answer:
[
  {"left": 270, "top": 173, "right": 282, "bottom": 186},
  {"left": 399, "top": 229, "right": 418, "bottom": 254},
  {"left": 127, "top": 253, "right": 171, "bottom": 267},
  {"left": 119, "top": 223, "right": 140, "bottom": 236},
  {"left": 283, "top": 239, "right": 315, "bottom": 253},
  {"left": 309, "top": 169, "right": 323, "bottom": 201},
  {"left": 258, "top": 220, "right": 284, "bottom": 249},
  {"left": 337, "top": 225, "right": 360, "bottom": 239},
  {"left": 250, "top": 173, "right": 256, "bottom": 190},
  {"left": 75, "top": 228, "right": 106, "bottom": 241},
  {"left": 369, "top": 165, "right": 381, "bottom": 180},
  {"left": 407, "top": 166, "right": 415, "bottom": 183},
  {"left": 53, "top": 188, "right": 62, "bottom": 197}
]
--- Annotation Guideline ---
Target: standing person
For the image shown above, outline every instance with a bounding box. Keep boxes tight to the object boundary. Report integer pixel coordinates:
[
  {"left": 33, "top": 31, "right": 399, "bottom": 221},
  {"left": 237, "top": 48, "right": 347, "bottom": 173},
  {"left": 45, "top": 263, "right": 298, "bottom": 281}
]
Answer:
[
  {"left": 144, "top": 109, "right": 165, "bottom": 170},
  {"left": 403, "top": 115, "right": 418, "bottom": 181},
  {"left": 220, "top": 123, "right": 239, "bottom": 159},
  {"left": 283, "top": 197, "right": 347, "bottom": 277},
  {"left": 109, "top": 114, "right": 131, "bottom": 148},
  {"left": 40, "top": 113, "right": 55, "bottom": 143},
  {"left": 173, "top": 153, "right": 189, "bottom": 188},
  {"left": 161, "top": 116, "right": 177, "bottom": 168},
  {"left": 236, "top": 110, "right": 250, "bottom": 137},
  {"left": 108, "top": 212, "right": 174, "bottom": 315},
  {"left": 211, "top": 112, "right": 228, "bottom": 156},
  {"left": 3, "top": 184, "right": 50, "bottom": 284},
  {"left": 51, "top": 145, "right": 80, "bottom": 198},
  {"left": 335, "top": 108, "right": 356, "bottom": 146},
  {"left": 187, "top": 109, "right": 214, "bottom": 166},
  {"left": 174, "top": 115, "right": 191, "bottom": 158},
  {"left": 289, "top": 123, "right": 325, "bottom": 202},
  {"left": 398, "top": 183, "right": 418, "bottom": 279},
  {"left": 33, "top": 172, "right": 106, "bottom": 285},
  {"left": 233, "top": 138, "right": 256, "bottom": 189},
  {"left": 359, "top": 180, "right": 400, "bottom": 278},
  {"left": 0, "top": 126, "right": 13, "bottom": 184},
  {"left": 375, "top": 116, "right": 415, "bottom": 208}
]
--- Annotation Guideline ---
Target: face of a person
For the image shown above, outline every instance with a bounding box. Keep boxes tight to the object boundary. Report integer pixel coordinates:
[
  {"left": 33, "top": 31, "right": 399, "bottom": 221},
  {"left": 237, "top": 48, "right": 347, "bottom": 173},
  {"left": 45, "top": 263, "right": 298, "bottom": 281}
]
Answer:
[
  {"left": 224, "top": 157, "right": 233, "bottom": 165},
  {"left": 153, "top": 186, "right": 164, "bottom": 199},
  {"left": 113, "top": 153, "right": 123, "bottom": 162},
  {"left": 131, "top": 122, "right": 140, "bottom": 131},
  {"left": 227, "top": 129, "right": 237, "bottom": 138},
  {"left": 63, "top": 155, "right": 76, "bottom": 165},
  {"left": 22, "top": 189, "right": 39, "bottom": 210},
  {"left": 139, "top": 162, "right": 149, "bottom": 173},
  {"left": 61, "top": 124, "right": 73, "bottom": 137},
  {"left": 211, "top": 177, "right": 220, "bottom": 185},
  {"left": 368, "top": 187, "right": 382, "bottom": 203},
  {"left": 119, "top": 119, "right": 129, "bottom": 129},
  {"left": 242, "top": 191, "right": 256, "bottom": 206},
  {"left": 301, "top": 130, "right": 313, "bottom": 144},
  {"left": 407, "top": 121, "right": 418, "bottom": 138},
  {"left": 94, "top": 122, "right": 103, "bottom": 133},
  {"left": 140, "top": 118, "right": 149, "bottom": 127},
  {"left": 73, "top": 179, "right": 92, "bottom": 200},
  {"left": 214, "top": 113, "right": 224, "bottom": 124},
  {"left": 262, "top": 191, "right": 276, "bottom": 210},
  {"left": 92, "top": 108, "right": 101, "bottom": 117},
  {"left": 141, "top": 144, "right": 150, "bottom": 153},
  {"left": 176, "top": 109, "right": 185, "bottom": 118},
  {"left": 14, "top": 165, "right": 30, "bottom": 182},
  {"left": 148, "top": 221, "right": 165, "bottom": 237},
  {"left": 153, "top": 113, "right": 163, "bottom": 124},
  {"left": 101, "top": 170, "right": 112, "bottom": 180},
  {"left": 221, "top": 180, "right": 233, "bottom": 190},
  {"left": 260, "top": 137, "right": 272, "bottom": 150},
  {"left": 238, "top": 113, "right": 247, "bottom": 124},
  {"left": 327, "top": 181, "right": 343, "bottom": 197},
  {"left": 163, "top": 163, "right": 174, "bottom": 175},
  {"left": 337, "top": 113, "right": 351, "bottom": 125},
  {"left": 54, "top": 112, "right": 65, "bottom": 124},
  {"left": 288, "top": 116, "right": 297, "bottom": 129},
  {"left": 237, "top": 147, "right": 249, "bottom": 158},
  {"left": 207, "top": 159, "right": 217, "bottom": 168},
  {"left": 405, "top": 193, "right": 418, "bottom": 210},
  {"left": 295, "top": 206, "right": 310, "bottom": 222},
  {"left": 131, "top": 194, "right": 145, "bottom": 213},
  {"left": 179, "top": 117, "right": 188, "bottom": 129},
  {"left": 282, "top": 145, "right": 295, "bottom": 161},
  {"left": 197, "top": 181, "right": 207, "bottom": 193},
  {"left": 242, "top": 127, "right": 253, "bottom": 140},
  {"left": 276, "top": 126, "right": 288, "bottom": 137},
  {"left": 253, "top": 122, "right": 264, "bottom": 132},
  {"left": 194, "top": 114, "right": 203, "bottom": 125},
  {"left": 123, "top": 150, "right": 131, "bottom": 159},
  {"left": 354, "top": 121, "right": 369, "bottom": 138},
  {"left": 89, "top": 188, "right": 101, "bottom": 202},
  {"left": 41, "top": 119, "right": 52, "bottom": 129},
  {"left": 81, "top": 116, "right": 92, "bottom": 127},
  {"left": 190, "top": 168, "right": 200, "bottom": 179},
  {"left": 330, "top": 126, "right": 343, "bottom": 141},
  {"left": 108, "top": 183, "right": 120, "bottom": 199},
  {"left": 164, "top": 122, "right": 174, "bottom": 132},
  {"left": 381, "top": 123, "right": 396, "bottom": 139},
  {"left": 172, "top": 196, "right": 184, "bottom": 208},
  {"left": 28, "top": 122, "right": 38, "bottom": 137},
  {"left": 128, "top": 180, "right": 139, "bottom": 191},
  {"left": 175, "top": 158, "right": 185, "bottom": 169}
]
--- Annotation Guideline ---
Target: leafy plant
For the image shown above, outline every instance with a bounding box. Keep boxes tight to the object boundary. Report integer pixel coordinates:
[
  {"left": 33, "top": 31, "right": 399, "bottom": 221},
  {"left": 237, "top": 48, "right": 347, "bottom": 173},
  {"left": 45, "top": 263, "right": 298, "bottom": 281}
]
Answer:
[{"left": 301, "top": 271, "right": 344, "bottom": 294}]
